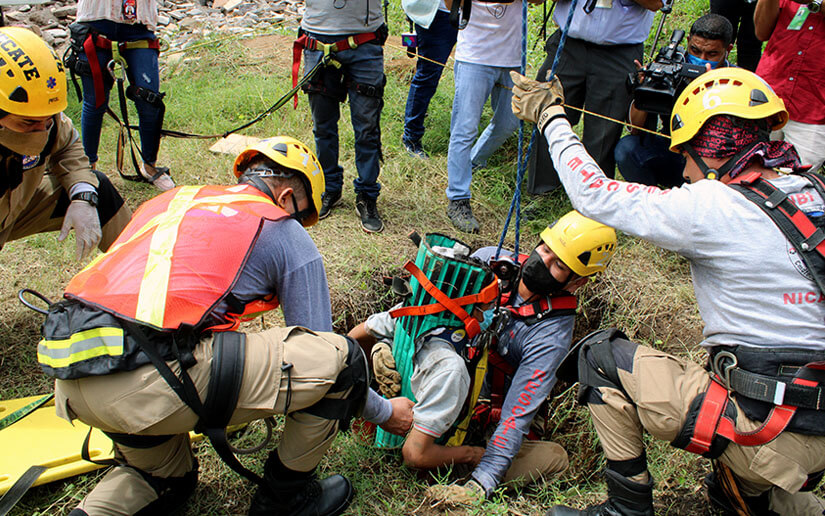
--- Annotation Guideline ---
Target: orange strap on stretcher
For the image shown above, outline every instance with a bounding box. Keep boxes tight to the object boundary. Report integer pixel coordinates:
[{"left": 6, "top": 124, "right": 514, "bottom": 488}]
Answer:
[{"left": 389, "top": 261, "right": 499, "bottom": 339}]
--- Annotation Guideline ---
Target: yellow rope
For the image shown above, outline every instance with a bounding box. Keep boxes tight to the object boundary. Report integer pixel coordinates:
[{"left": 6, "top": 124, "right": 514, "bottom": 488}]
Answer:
[{"left": 383, "top": 41, "right": 668, "bottom": 138}]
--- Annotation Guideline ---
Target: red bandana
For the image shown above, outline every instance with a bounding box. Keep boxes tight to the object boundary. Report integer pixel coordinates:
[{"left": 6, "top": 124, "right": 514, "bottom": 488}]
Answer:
[{"left": 690, "top": 116, "right": 803, "bottom": 179}]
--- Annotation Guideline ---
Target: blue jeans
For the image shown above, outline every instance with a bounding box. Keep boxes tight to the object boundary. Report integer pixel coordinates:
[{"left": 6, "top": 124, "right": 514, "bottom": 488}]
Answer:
[
  {"left": 304, "top": 33, "right": 384, "bottom": 199},
  {"left": 446, "top": 61, "right": 520, "bottom": 200},
  {"left": 614, "top": 133, "right": 686, "bottom": 188},
  {"left": 402, "top": 10, "right": 458, "bottom": 148},
  {"left": 79, "top": 20, "right": 162, "bottom": 166}
]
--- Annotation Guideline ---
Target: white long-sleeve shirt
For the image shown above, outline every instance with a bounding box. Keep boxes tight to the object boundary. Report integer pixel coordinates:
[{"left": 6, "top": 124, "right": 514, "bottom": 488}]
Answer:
[{"left": 543, "top": 119, "right": 825, "bottom": 350}]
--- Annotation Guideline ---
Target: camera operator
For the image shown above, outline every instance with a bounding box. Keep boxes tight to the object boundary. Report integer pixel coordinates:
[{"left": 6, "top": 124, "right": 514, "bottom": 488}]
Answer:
[
  {"left": 755, "top": 0, "right": 825, "bottom": 171},
  {"left": 614, "top": 14, "right": 734, "bottom": 188}
]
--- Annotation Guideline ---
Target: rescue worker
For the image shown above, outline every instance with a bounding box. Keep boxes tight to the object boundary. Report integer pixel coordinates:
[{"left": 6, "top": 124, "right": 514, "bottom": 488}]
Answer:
[
  {"left": 509, "top": 68, "right": 825, "bottom": 514},
  {"left": 0, "top": 27, "right": 130, "bottom": 261},
  {"left": 351, "top": 212, "right": 617, "bottom": 503},
  {"left": 41, "top": 137, "right": 413, "bottom": 516}
]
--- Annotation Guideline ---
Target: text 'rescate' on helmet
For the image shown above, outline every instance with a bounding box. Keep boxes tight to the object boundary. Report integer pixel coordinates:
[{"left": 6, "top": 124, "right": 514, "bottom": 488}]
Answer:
[
  {"left": 540, "top": 211, "right": 617, "bottom": 277},
  {"left": 669, "top": 67, "right": 788, "bottom": 153},
  {"left": 0, "top": 27, "right": 67, "bottom": 118},
  {"left": 233, "top": 136, "right": 324, "bottom": 227}
]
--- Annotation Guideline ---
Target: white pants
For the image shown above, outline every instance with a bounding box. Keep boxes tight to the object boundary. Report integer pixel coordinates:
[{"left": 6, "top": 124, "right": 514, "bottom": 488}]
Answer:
[{"left": 772, "top": 120, "right": 825, "bottom": 171}]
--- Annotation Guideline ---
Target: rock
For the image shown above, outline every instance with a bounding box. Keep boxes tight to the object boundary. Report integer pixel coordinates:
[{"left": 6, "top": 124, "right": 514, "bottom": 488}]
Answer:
[
  {"left": 51, "top": 5, "right": 76, "bottom": 18},
  {"left": 220, "top": 0, "right": 244, "bottom": 13},
  {"left": 44, "top": 28, "right": 68, "bottom": 39},
  {"left": 18, "top": 5, "right": 31, "bottom": 12},
  {"left": 28, "top": 8, "right": 59, "bottom": 27},
  {"left": 169, "top": 10, "right": 186, "bottom": 20},
  {"left": 157, "top": 14, "right": 171, "bottom": 25},
  {"left": 179, "top": 17, "right": 202, "bottom": 29}
]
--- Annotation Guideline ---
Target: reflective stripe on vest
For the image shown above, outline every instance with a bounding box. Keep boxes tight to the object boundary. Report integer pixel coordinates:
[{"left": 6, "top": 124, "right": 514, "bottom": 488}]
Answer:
[
  {"left": 65, "top": 185, "right": 290, "bottom": 331},
  {"left": 37, "top": 327, "right": 124, "bottom": 368}
]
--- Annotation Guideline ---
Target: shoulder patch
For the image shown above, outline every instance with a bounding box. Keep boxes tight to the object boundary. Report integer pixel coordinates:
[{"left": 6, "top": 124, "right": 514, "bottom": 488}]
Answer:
[{"left": 21, "top": 154, "right": 40, "bottom": 170}]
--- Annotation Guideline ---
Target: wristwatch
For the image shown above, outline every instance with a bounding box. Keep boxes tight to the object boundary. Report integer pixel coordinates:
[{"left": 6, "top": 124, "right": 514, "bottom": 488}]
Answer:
[{"left": 71, "top": 191, "right": 99, "bottom": 207}]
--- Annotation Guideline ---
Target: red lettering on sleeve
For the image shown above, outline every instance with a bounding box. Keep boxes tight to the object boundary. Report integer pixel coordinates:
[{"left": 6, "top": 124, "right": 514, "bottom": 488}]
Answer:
[
  {"left": 491, "top": 435, "right": 508, "bottom": 449},
  {"left": 525, "top": 380, "right": 539, "bottom": 395},
  {"left": 581, "top": 169, "right": 596, "bottom": 183},
  {"left": 501, "top": 416, "right": 517, "bottom": 435},
  {"left": 783, "top": 293, "right": 797, "bottom": 305},
  {"left": 518, "top": 392, "right": 532, "bottom": 406},
  {"left": 626, "top": 183, "right": 639, "bottom": 193},
  {"left": 590, "top": 179, "right": 604, "bottom": 189},
  {"left": 568, "top": 157, "right": 583, "bottom": 170},
  {"left": 512, "top": 405, "right": 526, "bottom": 416},
  {"left": 806, "top": 291, "right": 817, "bottom": 303},
  {"left": 607, "top": 181, "right": 619, "bottom": 192},
  {"left": 532, "top": 369, "right": 548, "bottom": 380}
]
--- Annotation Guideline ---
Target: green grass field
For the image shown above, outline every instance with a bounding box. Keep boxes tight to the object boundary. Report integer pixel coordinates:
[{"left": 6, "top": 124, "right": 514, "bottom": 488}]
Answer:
[{"left": 0, "top": 1, "right": 786, "bottom": 514}]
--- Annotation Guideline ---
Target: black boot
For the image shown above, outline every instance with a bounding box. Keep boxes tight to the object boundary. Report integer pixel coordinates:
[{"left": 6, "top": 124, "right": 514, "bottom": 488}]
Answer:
[
  {"left": 547, "top": 469, "right": 654, "bottom": 516},
  {"left": 248, "top": 452, "right": 353, "bottom": 516}
]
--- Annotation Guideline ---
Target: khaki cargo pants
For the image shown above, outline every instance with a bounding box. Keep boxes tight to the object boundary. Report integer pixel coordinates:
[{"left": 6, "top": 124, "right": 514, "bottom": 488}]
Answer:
[
  {"left": 55, "top": 326, "right": 351, "bottom": 516},
  {"left": 0, "top": 171, "right": 131, "bottom": 252},
  {"left": 587, "top": 343, "right": 825, "bottom": 515}
]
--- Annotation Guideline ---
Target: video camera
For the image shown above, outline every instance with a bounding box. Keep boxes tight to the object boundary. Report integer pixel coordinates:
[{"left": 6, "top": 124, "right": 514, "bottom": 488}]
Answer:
[{"left": 631, "top": 30, "right": 705, "bottom": 117}]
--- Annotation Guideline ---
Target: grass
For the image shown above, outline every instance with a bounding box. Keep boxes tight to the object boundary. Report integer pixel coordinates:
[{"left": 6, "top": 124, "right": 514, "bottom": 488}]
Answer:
[{"left": 0, "top": 1, "right": 790, "bottom": 514}]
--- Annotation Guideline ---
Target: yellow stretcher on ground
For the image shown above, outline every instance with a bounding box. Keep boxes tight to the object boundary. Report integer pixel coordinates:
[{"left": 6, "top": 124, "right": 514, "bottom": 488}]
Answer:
[{"left": 0, "top": 393, "right": 238, "bottom": 513}]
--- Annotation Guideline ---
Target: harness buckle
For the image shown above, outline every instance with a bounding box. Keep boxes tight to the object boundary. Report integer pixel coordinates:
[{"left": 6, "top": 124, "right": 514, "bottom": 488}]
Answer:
[
  {"left": 712, "top": 351, "right": 738, "bottom": 392},
  {"left": 347, "top": 36, "right": 358, "bottom": 49}
]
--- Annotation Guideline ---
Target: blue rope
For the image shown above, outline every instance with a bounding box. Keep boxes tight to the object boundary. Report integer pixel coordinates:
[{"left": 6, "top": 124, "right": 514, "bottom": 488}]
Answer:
[{"left": 495, "top": 0, "right": 580, "bottom": 261}]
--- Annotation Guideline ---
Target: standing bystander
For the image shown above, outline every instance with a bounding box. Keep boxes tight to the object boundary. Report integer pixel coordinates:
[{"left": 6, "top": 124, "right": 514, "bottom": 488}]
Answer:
[
  {"left": 402, "top": 3, "right": 459, "bottom": 159},
  {"left": 445, "top": 0, "right": 544, "bottom": 234},
  {"left": 755, "top": 0, "right": 825, "bottom": 171},
  {"left": 527, "top": 0, "right": 662, "bottom": 193}
]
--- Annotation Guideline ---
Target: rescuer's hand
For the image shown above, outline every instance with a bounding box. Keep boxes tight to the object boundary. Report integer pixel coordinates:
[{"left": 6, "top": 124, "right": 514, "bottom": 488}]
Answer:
[
  {"left": 371, "top": 342, "right": 401, "bottom": 398},
  {"left": 58, "top": 200, "right": 101, "bottom": 261},
  {"left": 379, "top": 396, "right": 414, "bottom": 436},
  {"left": 510, "top": 71, "right": 566, "bottom": 134},
  {"left": 425, "top": 479, "right": 486, "bottom": 505}
]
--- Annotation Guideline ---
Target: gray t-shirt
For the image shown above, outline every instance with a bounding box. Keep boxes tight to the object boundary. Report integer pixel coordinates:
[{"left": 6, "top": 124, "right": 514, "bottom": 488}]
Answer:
[
  {"left": 544, "top": 118, "right": 825, "bottom": 350},
  {"left": 366, "top": 311, "right": 469, "bottom": 436},
  {"left": 301, "top": 0, "right": 385, "bottom": 35}
]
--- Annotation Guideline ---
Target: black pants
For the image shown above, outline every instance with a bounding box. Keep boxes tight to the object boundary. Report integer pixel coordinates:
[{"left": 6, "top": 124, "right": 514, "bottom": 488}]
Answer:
[
  {"left": 710, "top": 0, "right": 762, "bottom": 71},
  {"left": 528, "top": 32, "right": 642, "bottom": 193}
]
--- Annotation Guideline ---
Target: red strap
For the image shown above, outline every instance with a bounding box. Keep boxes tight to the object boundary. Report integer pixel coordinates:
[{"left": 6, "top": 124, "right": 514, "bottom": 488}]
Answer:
[
  {"left": 292, "top": 35, "right": 309, "bottom": 109},
  {"left": 733, "top": 173, "right": 825, "bottom": 258},
  {"left": 500, "top": 292, "right": 577, "bottom": 318},
  {"left": 685, "top": 379, "right": 729, "bottom": 455},
  {"left": 489, "top": 350, "right": 513, "bottom": 414},
  {"left": 686, "top": 377, "right": 808, "bottom": 455},
  {"left": 83, "top": 35, "right": 106, "bottom": 109},
  {"left": 389, "top": 261, "right": 495, "bottom": 338}
]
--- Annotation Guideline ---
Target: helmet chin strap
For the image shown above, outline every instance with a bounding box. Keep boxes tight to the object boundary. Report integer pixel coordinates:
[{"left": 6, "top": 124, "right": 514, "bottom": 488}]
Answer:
[{"left": 682, "top": 141, "right": 762, "bottom": 182}]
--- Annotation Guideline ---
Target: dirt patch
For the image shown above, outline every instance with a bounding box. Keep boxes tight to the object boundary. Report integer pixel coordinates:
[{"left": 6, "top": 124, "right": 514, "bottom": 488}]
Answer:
[{"left": 240, "top": 34, "right": 296, "bottom": 68}]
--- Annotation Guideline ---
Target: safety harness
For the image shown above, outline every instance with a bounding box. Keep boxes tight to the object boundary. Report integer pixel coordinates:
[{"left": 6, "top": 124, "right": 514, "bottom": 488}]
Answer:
[
  {"left": 291, "top": 27, "right": 387, "bottom": 107},
  {"left": 439, "top": 290, "right": 578, "bottom": 447},
  {"left": 679, "top": 171, "right": 825, "bottom": 455},
  {"left": 64, "top": 22, "right": 165, "bottom": 184}
]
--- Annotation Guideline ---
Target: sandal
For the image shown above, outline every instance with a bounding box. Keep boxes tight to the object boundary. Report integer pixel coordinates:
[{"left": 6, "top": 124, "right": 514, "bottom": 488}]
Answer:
[{"left": 142, "top": 165, "right": 176, "bottom": 192}]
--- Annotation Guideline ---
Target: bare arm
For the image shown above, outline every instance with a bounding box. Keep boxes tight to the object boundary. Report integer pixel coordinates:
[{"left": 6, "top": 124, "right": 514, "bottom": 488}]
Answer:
[
  {"left": 402, "top": 428, "right": 485, "bottom": 469},
  {"left": 348, "top": 321, "right": 377, "bottom": 357},
  {"left": 754, "top": 0, "right": 781, "bottom": 41}
]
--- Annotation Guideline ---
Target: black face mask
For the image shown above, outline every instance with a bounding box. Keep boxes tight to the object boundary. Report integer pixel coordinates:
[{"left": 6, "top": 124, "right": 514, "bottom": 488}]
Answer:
[{"left": 521, "top": 249, "right": 566, "bottom": 296}]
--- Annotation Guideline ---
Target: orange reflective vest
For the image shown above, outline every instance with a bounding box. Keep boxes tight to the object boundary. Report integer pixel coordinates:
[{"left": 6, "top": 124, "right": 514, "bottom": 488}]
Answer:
[{"left": 65, "top": 184, "right": 290, "bottom": 332}]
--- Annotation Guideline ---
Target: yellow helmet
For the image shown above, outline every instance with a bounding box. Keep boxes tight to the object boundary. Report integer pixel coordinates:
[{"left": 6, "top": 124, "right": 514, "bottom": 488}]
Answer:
[
  {"left": 540, "top": 211, "right": 617, "bottom": 277},
  {"left": 0, "top": 27, "right": 67, "bottom": 117},
  {"left": 669, "top": 68, "right": 788, "bottom": 152},
  {"left": 234, "top": 136, "right": 324, "bottom": 227}
]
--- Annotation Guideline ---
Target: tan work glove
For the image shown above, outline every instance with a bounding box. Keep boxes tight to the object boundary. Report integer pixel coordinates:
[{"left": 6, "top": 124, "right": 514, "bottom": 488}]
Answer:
[
  {"left": 371, "top": 342, "right": 401, "bottom": 398},
  {"left": 58, "top": 200, "right": 102, "bottom": 261},
  {"left": 425, "top": 480, "right": 485, "bottom": 506},
  {"left": 510, "top": 70, "right": 567, "bottom": 134}
]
